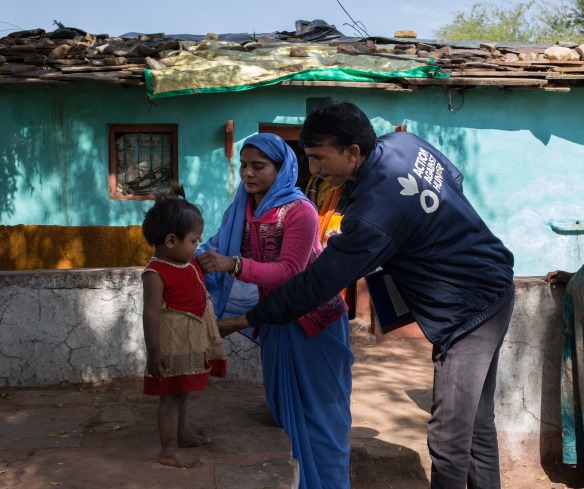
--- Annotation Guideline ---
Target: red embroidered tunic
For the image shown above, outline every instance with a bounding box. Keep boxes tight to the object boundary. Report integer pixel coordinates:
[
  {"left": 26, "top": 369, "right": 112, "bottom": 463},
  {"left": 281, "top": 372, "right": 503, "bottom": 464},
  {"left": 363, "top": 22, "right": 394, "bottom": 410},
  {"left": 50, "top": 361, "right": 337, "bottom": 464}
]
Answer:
[
  {"left": 146, "top": 258, "right": 207, "bottom": 316},
  {"left": 238, "top": 197, "right": 348, "bottom": 336}
]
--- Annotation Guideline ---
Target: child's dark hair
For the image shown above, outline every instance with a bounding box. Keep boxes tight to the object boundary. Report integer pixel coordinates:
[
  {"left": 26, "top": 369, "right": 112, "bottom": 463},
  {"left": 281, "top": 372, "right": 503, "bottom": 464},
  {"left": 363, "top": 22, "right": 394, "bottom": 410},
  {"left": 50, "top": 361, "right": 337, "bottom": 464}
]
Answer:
[{"left": 142, "top": 182, "right": 203, "bottom": 246}]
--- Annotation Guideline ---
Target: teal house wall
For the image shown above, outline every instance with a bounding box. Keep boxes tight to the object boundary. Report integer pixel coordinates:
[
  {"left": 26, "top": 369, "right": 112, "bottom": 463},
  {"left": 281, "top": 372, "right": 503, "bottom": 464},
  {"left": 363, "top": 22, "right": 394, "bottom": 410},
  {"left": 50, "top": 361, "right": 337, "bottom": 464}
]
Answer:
[{"left": 1, "top": 82, "right": 582, "bottom": 276}]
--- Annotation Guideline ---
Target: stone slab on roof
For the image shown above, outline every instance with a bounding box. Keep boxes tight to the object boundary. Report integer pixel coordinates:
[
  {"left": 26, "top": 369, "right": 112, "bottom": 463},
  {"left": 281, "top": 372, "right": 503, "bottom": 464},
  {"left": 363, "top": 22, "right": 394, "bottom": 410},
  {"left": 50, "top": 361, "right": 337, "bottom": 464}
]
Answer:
[{"left": 1, "top": 22, "right": 583, "bottom": 93}]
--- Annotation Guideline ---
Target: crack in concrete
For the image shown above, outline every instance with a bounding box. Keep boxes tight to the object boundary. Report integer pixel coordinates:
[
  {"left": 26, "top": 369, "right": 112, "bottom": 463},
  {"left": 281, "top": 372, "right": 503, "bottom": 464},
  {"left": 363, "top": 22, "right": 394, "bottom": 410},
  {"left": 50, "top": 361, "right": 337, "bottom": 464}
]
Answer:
[
  {"left": 520, "top": 386, "right": 560, "bottom": 429},
  {"left": 505, "top": 339, "right": 548, "bottom": 352},
  {"left": 521, "top": 386, "right": 541, "bottom": 423},
  {"left": 128, "top": 292, "right": 139, "bottom": 312},
  {"left": 224, "top": 337, "right": 258, "bottom": 357}
]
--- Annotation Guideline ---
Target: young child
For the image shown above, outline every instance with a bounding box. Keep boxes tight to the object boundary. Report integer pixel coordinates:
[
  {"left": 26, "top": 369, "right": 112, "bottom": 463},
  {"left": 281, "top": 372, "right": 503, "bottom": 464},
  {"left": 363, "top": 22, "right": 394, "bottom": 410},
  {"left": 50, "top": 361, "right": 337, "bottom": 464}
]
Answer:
[{"left": 141, "top": 183, "right": 226, "bottom": 468}]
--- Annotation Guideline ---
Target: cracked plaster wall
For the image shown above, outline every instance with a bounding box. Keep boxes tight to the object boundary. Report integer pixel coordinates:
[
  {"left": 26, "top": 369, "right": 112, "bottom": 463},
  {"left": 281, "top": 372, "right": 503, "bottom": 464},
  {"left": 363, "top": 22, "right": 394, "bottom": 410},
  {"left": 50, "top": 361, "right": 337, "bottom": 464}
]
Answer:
[
  {"left": 0, "top": 267, "right": 262, "bottom": 387},
  {"left": 0, "top": 270, "right": 569, "bottom": 461},
  {"left": 496, "top": 277, "right": 566, "bottom": 465}
]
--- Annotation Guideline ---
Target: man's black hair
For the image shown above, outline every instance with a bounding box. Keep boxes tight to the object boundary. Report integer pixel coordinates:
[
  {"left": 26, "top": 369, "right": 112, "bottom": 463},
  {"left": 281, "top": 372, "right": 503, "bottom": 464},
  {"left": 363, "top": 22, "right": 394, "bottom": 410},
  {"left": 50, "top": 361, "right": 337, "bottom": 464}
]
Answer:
[
  {"left": 300, "top": 99, "right": 377, "bottom": 158},
  {"left": 142, "top": 183, "right": 203, "bottom": 246}
]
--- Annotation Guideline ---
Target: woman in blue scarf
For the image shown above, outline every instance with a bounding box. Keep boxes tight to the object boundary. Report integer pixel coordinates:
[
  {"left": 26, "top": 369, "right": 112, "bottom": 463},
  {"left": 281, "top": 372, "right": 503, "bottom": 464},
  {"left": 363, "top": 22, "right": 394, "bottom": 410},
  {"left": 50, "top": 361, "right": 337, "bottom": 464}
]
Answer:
[{"left": 197, "top": 133, "right": 353, "bottom": 489}]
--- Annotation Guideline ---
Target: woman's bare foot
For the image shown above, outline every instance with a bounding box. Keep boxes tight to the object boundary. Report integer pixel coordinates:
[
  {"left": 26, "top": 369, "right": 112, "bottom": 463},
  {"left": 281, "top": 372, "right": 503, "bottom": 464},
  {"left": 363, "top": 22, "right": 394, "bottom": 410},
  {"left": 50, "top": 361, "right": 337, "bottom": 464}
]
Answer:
[
  {"left": 157, "top": 452, "right": 200, "bottom": 469},
  {"left": 178, "top": 431, "right": 211, "bottom": 448}
]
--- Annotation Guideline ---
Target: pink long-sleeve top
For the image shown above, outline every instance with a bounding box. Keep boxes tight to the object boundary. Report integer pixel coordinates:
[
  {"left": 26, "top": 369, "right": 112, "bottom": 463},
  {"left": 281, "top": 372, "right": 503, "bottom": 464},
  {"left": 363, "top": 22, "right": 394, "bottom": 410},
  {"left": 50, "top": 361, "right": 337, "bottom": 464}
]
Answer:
[{"left": 238, "top": 196, "right": 348, "bottom": 336}]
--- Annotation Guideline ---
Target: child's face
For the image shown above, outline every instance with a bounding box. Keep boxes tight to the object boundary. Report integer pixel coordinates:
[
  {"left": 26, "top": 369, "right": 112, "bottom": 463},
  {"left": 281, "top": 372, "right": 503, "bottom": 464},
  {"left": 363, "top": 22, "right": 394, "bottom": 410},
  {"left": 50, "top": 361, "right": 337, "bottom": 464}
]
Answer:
[{"left": 169, "top": 222, "right": 204, "bottom": 263}]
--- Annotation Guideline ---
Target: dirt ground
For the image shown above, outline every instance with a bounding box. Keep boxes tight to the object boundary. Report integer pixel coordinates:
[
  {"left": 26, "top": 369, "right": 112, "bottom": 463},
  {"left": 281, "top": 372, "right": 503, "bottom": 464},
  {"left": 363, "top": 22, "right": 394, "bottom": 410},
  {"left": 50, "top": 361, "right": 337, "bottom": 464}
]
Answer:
[
  {"left": 0, "top": 379, "right": 301, "bottom": 489},
  {"left": 2, "top": 337, "right": 584, "bottom": 488},
  {"left": 350, "top": 336, "right": 584, "bottom": 489}
]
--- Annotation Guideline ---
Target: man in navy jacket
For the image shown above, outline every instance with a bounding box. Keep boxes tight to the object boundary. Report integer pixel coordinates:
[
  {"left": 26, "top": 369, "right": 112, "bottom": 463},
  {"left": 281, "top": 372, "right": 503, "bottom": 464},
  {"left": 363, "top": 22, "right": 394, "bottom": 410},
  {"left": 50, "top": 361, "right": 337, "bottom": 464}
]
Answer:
[{"left": 219, "top": 99, "right": 514, "bottom": 489}]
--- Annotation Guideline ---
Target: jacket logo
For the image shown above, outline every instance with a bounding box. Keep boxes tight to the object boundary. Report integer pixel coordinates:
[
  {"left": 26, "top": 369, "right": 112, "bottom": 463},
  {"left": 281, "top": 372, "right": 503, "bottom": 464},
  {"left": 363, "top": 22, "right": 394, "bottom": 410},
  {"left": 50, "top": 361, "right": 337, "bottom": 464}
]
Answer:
[
  {"left": 398, "top": 174, "right": 418, "bottom": 196},
  {"left": 398, "top": 173, "right": 440, "bottom": 214}
]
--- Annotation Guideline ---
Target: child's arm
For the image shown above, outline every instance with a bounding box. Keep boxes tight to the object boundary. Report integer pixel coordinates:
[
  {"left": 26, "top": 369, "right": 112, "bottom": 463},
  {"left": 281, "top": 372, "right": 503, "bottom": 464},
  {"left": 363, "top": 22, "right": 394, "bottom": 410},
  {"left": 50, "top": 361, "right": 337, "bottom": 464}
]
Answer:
[{"left": 142, "top": 272, "right": 168, "bottom": 379}]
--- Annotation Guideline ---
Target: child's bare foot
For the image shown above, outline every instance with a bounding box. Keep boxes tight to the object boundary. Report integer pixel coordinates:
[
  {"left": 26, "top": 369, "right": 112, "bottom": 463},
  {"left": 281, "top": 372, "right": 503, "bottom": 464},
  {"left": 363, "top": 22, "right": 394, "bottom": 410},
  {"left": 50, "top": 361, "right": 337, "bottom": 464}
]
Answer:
[
  {"left": 157, "top": 452, "right": 200, "bottom": 469},
  {"left": 178, "top": 431, "right": 211, "bottom": 448}
]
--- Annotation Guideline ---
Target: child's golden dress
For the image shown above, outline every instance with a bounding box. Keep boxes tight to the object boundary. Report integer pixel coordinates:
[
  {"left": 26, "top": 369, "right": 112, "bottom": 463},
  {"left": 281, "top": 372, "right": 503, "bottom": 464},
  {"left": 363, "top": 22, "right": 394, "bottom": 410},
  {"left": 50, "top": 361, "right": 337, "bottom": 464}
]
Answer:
[{"left": 142, "top": 257, "right": 226, "bottom": 396}]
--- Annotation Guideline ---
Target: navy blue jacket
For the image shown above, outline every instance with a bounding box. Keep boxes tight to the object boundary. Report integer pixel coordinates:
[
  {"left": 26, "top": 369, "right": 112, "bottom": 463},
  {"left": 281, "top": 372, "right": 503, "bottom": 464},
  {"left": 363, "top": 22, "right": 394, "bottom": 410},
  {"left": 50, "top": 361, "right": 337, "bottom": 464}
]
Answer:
[{"left": 246, "top": 132, "right": 514, "bottom": 352}]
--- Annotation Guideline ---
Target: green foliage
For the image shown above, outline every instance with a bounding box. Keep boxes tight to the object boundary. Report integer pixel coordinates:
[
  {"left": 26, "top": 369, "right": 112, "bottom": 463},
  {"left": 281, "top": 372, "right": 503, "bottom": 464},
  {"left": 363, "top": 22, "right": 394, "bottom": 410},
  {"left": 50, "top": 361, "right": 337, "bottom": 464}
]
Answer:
[
  {"left": 434, "top": 0, "right": 584, "bottom": 44},
  {"left": 562, "top": 0, "right": 584, "bottom": 37}
]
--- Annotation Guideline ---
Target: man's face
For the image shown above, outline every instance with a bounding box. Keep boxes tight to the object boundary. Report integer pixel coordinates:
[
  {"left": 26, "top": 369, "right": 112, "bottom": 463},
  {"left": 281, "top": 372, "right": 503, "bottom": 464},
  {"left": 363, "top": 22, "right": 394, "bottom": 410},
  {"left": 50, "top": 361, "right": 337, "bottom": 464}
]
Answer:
[{"left": 303, "top": 139, "right": 360, "bottom": 187}]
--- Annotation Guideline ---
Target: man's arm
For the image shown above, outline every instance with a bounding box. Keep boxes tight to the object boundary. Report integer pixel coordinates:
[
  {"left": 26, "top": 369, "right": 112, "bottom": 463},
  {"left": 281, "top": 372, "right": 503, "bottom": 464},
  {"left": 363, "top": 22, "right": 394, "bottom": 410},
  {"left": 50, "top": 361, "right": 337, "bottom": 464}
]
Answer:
[{"left": 246, "top": 215, "right": 397, "bottom": 326}]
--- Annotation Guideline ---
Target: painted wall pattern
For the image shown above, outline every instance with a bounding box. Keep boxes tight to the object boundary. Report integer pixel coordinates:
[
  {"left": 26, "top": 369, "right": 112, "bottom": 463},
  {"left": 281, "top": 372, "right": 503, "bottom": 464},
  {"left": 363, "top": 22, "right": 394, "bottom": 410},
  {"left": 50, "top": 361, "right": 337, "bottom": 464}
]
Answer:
[{"left": 0, "top": 83, "right": 582, "bottom": 275}]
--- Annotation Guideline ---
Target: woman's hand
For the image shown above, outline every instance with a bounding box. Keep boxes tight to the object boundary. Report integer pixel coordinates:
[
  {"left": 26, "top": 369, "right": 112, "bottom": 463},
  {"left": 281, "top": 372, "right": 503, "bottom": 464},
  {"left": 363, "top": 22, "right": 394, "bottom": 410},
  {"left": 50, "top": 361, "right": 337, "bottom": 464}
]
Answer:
[
  {"left": 217, "top": 315, "right": 250, "bottom": 338},
  {"left": 197, "top": 250, "right": 237, "bottom": 274},
  {"left": 544, "top": 270, "right": 574, "bottom": 285}
]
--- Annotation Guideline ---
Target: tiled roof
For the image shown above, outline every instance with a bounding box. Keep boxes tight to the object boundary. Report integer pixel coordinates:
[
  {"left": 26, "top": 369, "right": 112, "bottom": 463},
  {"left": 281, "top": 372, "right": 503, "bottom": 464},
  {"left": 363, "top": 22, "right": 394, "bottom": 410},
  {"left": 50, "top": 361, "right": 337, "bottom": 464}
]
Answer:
[{"left": 1, "top": 25, "right": 583, "bottom": 92}]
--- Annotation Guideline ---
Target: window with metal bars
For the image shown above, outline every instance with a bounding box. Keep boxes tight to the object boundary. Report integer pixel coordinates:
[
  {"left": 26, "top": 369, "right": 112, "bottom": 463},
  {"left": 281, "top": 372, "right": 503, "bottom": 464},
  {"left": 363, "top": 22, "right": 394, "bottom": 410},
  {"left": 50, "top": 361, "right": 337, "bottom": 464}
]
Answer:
[{"left": 108, "top": 124, "right": 178, "bottom": 200}]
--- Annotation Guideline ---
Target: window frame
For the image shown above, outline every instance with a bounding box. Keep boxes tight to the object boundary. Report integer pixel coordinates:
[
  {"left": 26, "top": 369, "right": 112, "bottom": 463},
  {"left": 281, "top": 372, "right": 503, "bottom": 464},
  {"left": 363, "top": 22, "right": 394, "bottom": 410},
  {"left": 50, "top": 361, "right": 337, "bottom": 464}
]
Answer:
[
  {"left": 108, "top": 123, "right": 179, "bottom": 200},
  {"left": 258, "top": 123, "right": 301, "bottom": 141}
]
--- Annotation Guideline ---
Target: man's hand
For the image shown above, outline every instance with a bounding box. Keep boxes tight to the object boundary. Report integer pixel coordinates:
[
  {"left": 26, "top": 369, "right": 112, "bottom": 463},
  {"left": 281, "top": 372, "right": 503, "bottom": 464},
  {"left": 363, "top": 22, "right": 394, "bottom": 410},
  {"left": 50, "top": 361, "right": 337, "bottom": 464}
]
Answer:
[
  {"left": 218, "top": 315, "right": 250, "bottom": 338},
  {"left": 197, "top": 250, "right": 236, "bottom": 274}
]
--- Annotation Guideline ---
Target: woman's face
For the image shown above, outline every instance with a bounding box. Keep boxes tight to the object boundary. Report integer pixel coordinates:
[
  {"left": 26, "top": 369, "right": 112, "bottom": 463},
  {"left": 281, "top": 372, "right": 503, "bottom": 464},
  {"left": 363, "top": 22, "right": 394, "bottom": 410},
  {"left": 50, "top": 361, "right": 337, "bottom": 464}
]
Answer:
[{"left": 240, "top": 146, "right": 279, "bottom": 203}]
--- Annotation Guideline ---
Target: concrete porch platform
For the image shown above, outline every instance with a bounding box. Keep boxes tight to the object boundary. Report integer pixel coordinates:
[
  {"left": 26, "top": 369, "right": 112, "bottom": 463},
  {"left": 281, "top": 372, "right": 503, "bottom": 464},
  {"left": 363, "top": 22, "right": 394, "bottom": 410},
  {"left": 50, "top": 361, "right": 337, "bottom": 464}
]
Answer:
[{"left": 1, "top": 337, "right": 583, "bottom": 489}]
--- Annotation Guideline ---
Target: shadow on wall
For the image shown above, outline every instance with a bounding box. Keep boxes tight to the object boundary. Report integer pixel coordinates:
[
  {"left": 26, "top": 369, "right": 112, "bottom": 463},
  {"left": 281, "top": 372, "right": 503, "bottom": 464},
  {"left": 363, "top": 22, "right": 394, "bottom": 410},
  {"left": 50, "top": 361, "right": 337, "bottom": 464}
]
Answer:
[
  {"left": 0, "top": 225, "right": 153, "bottom": 270},
  {"left": 0, "top": 268, "right": 146, "bottom": 387},
  {"left": 185, "top": 145, "right": 241, "bottom": 236},
  {"left": 0, "top": 137, "right": 20, "bottom": 220},
  {"left": 398, "top": 89, "right": 584, "bottom": 148},
  {"left": 1, "top": 87, "right": 85, "bottom": 222},
  {"left": 540, "top": 282, "right": 584, "bottom": 488},
  {"left": 540, "top": 282, "right": 565, "bottom": 474},
  {"left": 0, "top": 84, "right": 151, "bottom": 228}
]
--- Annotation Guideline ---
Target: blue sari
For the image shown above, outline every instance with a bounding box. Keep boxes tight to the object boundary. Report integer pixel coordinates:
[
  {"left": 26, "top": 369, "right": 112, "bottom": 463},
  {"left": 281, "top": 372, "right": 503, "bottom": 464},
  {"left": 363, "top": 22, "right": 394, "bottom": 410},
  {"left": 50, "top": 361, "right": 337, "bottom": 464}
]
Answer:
[{"left": 201, "top": 133, "right": 353, "bottom": 489}]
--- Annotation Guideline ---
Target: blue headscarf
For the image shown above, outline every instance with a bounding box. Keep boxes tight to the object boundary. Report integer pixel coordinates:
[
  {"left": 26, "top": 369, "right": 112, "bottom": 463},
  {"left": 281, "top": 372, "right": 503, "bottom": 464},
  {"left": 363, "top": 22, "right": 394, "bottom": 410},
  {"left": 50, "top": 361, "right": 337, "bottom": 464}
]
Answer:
[{"left": 199, "top": 133, "right": 311, "bottom": 319}]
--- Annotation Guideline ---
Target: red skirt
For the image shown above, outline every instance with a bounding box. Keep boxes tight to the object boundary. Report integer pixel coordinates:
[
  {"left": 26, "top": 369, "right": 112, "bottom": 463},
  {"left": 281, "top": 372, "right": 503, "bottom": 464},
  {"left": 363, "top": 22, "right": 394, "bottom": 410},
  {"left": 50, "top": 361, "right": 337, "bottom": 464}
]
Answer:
[{"left": 143, "top": 359, "right": 226, "bottom": 396}]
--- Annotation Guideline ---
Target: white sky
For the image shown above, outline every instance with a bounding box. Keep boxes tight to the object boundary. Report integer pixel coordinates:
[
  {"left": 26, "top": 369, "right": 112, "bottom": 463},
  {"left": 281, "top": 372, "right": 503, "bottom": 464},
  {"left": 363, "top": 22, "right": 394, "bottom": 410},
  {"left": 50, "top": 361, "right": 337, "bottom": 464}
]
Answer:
[{"left": 2, "top": 0, "right": 478, "bottom": 40}]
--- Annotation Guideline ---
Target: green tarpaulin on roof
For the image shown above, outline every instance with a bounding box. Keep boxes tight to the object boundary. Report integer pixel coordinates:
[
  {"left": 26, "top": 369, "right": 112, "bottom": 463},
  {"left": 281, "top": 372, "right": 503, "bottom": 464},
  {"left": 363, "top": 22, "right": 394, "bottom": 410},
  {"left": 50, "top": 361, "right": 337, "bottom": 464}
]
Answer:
[{"left": 145, "top": 41, "right": 448, "bottom": 99}]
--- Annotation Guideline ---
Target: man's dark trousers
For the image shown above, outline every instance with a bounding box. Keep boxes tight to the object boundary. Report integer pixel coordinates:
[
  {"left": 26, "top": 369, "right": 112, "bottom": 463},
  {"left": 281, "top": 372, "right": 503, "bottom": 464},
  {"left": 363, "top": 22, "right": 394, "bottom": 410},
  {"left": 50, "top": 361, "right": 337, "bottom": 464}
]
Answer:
[{"left": 428, "top": 298, "right": 514, "bottom": 489}]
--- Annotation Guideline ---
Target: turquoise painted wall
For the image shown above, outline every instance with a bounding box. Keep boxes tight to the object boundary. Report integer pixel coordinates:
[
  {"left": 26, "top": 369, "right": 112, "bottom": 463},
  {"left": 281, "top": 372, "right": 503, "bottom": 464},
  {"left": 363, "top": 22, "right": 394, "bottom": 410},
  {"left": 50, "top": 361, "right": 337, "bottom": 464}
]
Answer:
[{"left": 1, "top": 83, "right": 582, "bottom": 276}]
